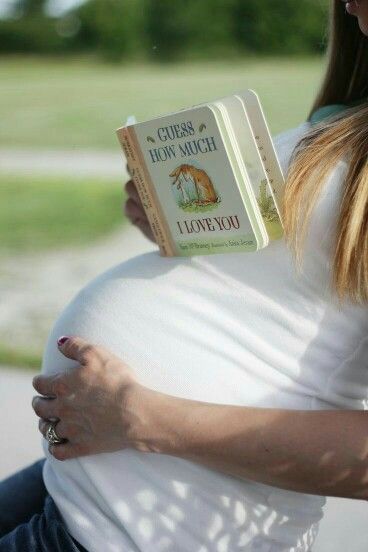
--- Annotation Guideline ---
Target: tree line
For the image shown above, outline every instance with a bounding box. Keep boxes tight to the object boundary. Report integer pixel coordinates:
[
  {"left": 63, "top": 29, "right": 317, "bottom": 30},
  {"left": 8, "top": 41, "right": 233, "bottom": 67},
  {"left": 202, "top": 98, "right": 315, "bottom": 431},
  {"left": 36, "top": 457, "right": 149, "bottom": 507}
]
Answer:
[{"left": 0, "top": 0, "right": 329, "bottom": 60}]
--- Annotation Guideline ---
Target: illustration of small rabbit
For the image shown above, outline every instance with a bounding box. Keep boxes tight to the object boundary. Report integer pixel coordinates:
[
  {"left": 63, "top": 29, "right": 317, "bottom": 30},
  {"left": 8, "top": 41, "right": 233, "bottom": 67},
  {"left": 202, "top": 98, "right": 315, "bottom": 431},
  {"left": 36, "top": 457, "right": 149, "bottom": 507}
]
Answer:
[
  {"left": 170, "top": 164, "right": 218, "bottom": 204},
  {"left": 175, "top": 173, "right": 190, "bottom": 204}
]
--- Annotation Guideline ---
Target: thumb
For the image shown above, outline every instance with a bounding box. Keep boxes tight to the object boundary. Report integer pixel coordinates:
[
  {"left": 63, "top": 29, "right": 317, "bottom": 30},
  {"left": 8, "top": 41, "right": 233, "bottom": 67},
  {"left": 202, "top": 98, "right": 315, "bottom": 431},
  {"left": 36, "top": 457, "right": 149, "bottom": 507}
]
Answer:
[{"left": 57, "top": 335, "right": 103, "bottom": 364}]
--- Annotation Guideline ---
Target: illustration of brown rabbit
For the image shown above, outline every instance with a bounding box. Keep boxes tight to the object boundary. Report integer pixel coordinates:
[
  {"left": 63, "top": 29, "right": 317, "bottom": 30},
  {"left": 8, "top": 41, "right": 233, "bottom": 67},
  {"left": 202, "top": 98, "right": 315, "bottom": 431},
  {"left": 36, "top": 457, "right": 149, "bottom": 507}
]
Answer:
[{"left": 170, "top": 164, "right": 218, "bottom": 203}]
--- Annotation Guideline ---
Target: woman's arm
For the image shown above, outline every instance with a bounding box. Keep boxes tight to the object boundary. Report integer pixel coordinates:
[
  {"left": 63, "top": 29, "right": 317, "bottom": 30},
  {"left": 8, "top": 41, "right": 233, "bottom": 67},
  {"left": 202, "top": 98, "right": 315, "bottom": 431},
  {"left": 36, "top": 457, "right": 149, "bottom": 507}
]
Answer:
[
  {"left": 32, "top": 336, "right": 368, "bottom": 501},
  {"left": 140, "top": 390, "right": 368, "bottom": 501}
]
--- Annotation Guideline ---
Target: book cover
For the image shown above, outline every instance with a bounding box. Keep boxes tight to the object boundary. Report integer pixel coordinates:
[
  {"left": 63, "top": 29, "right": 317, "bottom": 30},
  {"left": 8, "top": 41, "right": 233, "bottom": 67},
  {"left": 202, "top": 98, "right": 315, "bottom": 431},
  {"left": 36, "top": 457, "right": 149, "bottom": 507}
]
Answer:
[{"left": 120, "top": 105, "right": 266, "bottom": 256}]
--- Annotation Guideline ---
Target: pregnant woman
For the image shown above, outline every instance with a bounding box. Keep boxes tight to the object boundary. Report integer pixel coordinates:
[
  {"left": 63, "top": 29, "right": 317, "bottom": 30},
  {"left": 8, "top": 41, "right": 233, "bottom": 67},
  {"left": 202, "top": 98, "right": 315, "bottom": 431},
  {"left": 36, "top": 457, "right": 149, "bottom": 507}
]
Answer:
[{"left": 1, "top": 1, "right": 368, "bottom": 550}]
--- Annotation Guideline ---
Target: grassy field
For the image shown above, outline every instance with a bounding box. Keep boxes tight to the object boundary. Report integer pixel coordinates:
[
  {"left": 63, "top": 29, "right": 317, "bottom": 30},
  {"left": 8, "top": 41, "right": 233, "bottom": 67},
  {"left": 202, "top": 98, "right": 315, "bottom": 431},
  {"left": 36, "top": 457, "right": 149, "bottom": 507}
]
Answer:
[
  {"left": 0, "top": 56, "right": 325, "bottom": 150},
  {"left": 0, "top": 174, "right": 125, "bottom": 254},
  {"left": 0, "top": 345, "right": 41, "bottom": 370}
]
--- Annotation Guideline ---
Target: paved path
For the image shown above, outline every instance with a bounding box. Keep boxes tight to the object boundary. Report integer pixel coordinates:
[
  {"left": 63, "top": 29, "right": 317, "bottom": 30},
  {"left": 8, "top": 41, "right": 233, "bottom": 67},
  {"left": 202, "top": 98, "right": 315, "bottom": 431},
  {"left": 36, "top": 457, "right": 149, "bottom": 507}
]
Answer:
[
  {"left": 0, "top": 148, "right": 127, "bottom": 178},
  {"left": 1, "top": 225, "right": 156, "bottom": 353},
  {"left": 0, "top": 367, "right": 43, "bottom": 479},
  {"left": 0, "top": 367, "right": 366, "bottom": 551}
]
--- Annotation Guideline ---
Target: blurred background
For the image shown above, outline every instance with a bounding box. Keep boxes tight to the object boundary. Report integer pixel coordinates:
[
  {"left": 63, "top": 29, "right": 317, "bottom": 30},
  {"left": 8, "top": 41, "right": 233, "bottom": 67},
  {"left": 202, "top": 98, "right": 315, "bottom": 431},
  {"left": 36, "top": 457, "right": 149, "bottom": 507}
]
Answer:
[{"left": 0, "top": 1, "right": 366, "bottom": 550}]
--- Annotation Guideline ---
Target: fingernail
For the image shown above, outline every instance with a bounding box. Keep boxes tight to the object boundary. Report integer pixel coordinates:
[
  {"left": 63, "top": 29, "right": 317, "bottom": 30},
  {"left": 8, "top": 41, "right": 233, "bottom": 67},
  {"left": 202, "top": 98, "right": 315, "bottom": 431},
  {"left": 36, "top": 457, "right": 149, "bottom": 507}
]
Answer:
[{"left": 57, "top": 336, "right": 69, "bottom": 346}]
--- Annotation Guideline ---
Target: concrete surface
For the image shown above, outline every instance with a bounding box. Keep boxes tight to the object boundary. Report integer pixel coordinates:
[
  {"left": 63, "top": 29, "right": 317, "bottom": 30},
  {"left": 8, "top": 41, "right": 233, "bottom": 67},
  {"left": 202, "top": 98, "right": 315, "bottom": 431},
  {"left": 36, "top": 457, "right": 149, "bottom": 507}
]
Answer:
[
  {"left": 1, "top": 225, "right": 155, "bottom": 353},
  {"left": 0, "top": 148, "right": 127, "bottom": 178}
]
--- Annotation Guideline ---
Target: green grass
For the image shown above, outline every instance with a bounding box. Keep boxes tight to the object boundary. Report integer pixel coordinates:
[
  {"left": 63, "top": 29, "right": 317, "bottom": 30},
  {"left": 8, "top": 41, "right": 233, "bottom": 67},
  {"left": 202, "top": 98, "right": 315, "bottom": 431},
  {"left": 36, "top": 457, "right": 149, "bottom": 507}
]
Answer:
[
  {"left": 180, "top": 200, "right": 220, "bottom": 213},
  {"left": 0, "top": 174, "right": 126, "bottom": 254},
  {"left": 0, "top": 344, "right": 42, "bottom": 370},
  {"left": 0, "top": 55, "right": 326, "bottom": 150}
]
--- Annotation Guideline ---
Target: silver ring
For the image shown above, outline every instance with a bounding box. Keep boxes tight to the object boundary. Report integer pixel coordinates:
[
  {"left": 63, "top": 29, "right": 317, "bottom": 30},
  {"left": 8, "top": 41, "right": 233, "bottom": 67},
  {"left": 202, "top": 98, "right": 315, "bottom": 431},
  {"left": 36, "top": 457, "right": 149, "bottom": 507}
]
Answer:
[{"left": 46, "top": 421, "right": 65, "bottom": 445}]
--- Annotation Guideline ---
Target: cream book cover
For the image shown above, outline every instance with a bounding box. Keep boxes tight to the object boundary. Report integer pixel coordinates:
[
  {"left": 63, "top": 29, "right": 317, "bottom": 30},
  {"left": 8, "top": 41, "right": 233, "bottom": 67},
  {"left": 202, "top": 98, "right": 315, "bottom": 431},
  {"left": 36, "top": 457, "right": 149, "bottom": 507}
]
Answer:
[{"left": 117, "top": 90, "right": 284, "bottom": 257}]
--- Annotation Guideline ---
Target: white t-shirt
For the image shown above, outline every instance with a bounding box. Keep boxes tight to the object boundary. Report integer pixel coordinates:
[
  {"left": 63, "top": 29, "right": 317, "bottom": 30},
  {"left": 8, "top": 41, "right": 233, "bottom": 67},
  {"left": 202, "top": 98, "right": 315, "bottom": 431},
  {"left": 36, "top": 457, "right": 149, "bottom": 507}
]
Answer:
[{"left": 41, "top": 122, "right": 368, "bottom": 552}]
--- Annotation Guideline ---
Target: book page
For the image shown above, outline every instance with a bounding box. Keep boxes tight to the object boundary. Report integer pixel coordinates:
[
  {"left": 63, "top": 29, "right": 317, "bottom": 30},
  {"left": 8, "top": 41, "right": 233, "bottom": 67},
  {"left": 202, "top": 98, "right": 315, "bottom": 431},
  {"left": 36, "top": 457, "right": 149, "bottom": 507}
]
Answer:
[
  {"left": 236, "top": 90, "right": 285, "bottom": 219},
  {"left": 211, "top": 101, "right": 268, "bottom": 248},
  {"left": 217, "top": 96, "right": 283, "bottom": 241}
]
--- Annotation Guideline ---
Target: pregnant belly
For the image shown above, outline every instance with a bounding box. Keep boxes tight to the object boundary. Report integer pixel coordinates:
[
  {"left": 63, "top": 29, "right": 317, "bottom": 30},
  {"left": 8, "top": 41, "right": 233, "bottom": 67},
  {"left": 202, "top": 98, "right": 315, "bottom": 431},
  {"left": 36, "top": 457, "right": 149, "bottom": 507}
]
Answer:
[
  {"left": 42, "top": 251, "right": 316, "bottom": 408},
  {"left": 41, "top": 251, "right": 325, "bottom": 552}
]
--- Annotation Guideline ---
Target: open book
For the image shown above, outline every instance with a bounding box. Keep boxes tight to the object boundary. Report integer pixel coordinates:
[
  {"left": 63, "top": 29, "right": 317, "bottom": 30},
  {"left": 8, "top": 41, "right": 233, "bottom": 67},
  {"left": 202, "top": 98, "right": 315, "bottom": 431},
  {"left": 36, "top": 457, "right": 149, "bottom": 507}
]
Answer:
[{"left": 117, "top": 90, "right": 285, "bottom": 257}]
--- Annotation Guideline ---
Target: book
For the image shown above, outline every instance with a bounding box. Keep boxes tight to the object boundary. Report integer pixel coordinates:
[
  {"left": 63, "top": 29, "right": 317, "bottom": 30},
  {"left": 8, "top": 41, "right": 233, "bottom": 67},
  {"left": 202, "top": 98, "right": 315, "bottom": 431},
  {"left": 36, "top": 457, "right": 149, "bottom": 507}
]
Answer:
[{"left": 116, "top": 89, "right": 284, "bottom": 257}]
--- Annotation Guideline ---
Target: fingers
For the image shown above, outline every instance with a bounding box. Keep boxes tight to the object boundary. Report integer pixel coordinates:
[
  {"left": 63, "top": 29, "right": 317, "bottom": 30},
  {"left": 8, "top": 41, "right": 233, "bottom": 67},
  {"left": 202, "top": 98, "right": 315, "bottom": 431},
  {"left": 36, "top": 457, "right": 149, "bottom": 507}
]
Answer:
[
  {"left": 57, "top": 335, "right": 88, "bottom": 362},
  {"left": 48, "top": 443, "right": 84, "bottom": 461},
  {"left": 38, "top": 419, "right": 69, "bottom": 440},
  {"left": 134, "top": 218, "right": 155, "bottom": 242},
  {"left": 124, "top": 197, "right": 155, "bottom": 242},
  {"left": 57, "top": 336, "right": 108, "bottom": 366},
  {"left": 33, "top": 374, "right": 59, "bottom": 397},
  {"left": 32, "top": 396, "right": 60, "bottom": 419},
  {"left": 38, "top": 418, "right": 49, "bottom": 437},
  {"left": 124, "top": 179, "right": 141, "bottom": 204},
  {"left": 123, "top": 179, "right": 156, "bottom": 243},
  {"left": 39, "top": 417, "right": 94, "bottom": 460},
  {"left": 124, "top": 197, "right": 146, "bottom": 222}
]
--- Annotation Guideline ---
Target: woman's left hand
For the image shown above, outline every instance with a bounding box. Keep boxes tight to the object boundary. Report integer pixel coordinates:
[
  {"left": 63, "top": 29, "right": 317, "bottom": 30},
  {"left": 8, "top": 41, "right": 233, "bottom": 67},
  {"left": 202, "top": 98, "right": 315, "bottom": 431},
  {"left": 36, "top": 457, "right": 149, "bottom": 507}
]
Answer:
[{"left": 32, "top": 336, "right": 152, "bottom": 461}]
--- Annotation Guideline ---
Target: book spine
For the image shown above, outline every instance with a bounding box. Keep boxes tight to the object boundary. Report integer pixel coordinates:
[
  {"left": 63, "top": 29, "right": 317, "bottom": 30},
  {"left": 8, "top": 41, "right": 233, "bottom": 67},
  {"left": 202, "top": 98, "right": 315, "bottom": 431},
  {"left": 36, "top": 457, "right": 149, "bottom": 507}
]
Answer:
[{"left": 117, "top": 127, "right": 176, "bottom": 257}]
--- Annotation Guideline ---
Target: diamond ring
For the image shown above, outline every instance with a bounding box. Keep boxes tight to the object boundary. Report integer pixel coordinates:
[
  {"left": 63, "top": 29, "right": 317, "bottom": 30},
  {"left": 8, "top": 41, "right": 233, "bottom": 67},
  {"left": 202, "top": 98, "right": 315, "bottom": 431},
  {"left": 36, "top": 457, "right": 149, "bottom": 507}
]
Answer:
[{"left": 45, "top": 421, "right": 66, "bottom": 445}]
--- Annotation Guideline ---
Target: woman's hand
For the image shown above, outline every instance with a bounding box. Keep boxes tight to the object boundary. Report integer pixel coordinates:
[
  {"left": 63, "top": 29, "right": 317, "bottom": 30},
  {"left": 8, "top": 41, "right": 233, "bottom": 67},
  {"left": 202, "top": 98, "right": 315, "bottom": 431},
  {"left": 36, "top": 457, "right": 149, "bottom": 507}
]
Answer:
[
  {"left": 32, "top": 336, "right": 153, "bottom": 461},
  {"left": 124, "top": 173, "right": 156, "bottom": 243},
  {"left": 31, "top": 337, "right": 368, "bottom": 499}
]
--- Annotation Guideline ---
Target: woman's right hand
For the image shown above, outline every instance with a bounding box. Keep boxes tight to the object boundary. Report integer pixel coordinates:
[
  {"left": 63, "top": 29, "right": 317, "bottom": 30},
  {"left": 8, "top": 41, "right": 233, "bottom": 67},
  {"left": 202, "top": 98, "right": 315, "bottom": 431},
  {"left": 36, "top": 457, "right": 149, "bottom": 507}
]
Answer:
[{"left": 124, "top": 177, "right": 156, "bottom": 243}]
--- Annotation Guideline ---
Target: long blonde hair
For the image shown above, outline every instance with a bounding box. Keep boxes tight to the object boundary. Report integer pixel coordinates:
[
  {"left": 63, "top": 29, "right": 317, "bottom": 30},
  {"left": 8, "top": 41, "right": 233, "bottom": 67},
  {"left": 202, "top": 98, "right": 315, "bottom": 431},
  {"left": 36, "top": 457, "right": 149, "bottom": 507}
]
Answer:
[{"left": 283, "top": 0, "right": 368, "bottom": 304}]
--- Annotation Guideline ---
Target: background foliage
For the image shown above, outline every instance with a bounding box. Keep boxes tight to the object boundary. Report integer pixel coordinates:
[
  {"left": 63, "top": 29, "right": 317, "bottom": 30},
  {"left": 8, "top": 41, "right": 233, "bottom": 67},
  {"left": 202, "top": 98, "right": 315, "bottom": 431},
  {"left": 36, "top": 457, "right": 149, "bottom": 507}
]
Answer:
[{"left": 0, "top": 0, "right": 330, "bottom": 60}]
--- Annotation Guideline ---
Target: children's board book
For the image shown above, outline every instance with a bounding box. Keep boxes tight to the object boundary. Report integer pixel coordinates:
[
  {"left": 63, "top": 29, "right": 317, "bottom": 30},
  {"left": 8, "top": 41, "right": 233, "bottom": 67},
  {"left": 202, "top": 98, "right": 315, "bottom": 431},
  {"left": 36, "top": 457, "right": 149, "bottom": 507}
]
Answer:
[{"left": 116, "top": 90, "right": 284, "bottom": 257}]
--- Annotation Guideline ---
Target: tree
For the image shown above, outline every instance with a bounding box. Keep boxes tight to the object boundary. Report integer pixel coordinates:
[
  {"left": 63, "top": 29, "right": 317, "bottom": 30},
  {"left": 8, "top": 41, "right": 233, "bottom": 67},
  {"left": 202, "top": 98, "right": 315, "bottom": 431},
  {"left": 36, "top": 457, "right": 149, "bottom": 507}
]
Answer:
[
  {"left": 73, "top": 0, "right": 146, "bottom": 60},
  {"left": 15, "top": 0, "right": 46, "bottom": 17},
  {"left": 233, "top": 0, "right": 328, "bottom": 54}
]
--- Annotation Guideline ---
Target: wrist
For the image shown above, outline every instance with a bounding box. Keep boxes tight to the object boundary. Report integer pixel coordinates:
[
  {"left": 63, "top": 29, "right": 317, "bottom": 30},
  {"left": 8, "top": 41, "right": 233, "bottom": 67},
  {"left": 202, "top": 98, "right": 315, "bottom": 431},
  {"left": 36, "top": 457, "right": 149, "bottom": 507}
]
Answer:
[{"left": 126, "top": 384, "right": 191, "bottom": 454}]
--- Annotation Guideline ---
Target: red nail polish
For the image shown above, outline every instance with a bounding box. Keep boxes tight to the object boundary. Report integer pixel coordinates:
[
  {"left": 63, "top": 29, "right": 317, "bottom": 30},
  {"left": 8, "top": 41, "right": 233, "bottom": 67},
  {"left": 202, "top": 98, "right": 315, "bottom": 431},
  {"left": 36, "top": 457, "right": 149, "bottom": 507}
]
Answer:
[{"left": 57, "top": 336, "right": 69, "bottom": 346}]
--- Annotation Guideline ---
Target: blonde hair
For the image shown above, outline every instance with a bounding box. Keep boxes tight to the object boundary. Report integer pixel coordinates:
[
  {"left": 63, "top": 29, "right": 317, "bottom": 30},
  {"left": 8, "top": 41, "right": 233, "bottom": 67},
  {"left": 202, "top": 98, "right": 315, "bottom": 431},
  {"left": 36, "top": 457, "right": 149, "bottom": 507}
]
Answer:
[{"left": 283, "top": 0, "right": 368, "bottom": 304}]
